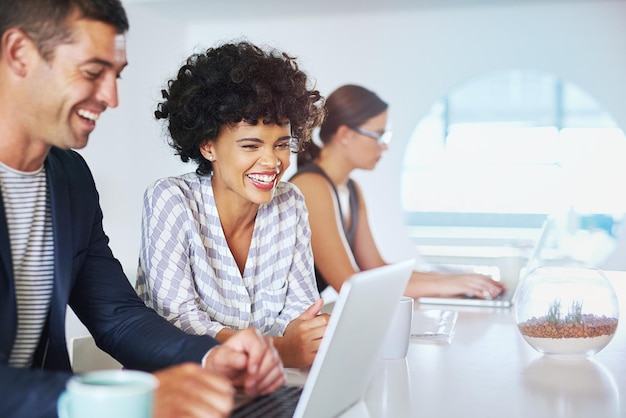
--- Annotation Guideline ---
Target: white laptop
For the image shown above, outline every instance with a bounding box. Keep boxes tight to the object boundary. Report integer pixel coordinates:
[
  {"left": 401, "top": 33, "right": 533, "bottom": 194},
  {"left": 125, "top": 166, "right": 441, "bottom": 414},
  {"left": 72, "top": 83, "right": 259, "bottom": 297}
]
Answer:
[
  {"left": 417, "top": 217, "right": 554, "bottom": 308},
  {"left": 231, "top": 259, "right": 415, "bottom": 418}
]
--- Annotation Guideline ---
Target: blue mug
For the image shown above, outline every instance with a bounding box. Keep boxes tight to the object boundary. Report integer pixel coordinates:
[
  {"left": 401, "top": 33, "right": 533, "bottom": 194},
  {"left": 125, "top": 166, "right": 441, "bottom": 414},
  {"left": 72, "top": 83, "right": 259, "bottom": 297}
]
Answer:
[{"left": 57, "top": 370, "right": 158, "bottom": 418}]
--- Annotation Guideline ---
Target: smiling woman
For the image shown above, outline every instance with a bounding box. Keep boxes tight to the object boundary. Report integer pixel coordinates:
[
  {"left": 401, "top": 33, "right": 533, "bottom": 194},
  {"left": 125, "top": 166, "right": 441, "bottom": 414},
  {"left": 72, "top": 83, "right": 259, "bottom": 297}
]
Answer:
[
  {"left": 134, "top": 40, "right": 329, "bottom": 369},
  {"left": 201, "top": 122, "right": 292, "bottom": 202}
]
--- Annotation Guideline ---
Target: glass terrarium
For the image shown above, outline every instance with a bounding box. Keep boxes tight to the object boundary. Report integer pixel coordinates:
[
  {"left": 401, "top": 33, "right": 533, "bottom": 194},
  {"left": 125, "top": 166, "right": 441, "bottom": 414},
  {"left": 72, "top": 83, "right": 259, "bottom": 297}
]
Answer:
[{"left": 515, "top": 266, "right": 619, "bottom": 358}]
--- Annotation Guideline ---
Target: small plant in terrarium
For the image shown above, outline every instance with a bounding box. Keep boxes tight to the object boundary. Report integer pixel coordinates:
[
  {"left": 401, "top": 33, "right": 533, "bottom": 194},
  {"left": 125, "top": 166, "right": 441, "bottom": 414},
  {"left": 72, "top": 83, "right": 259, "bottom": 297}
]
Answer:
[
  {"left": 543, "top": 299, "right": 585, "bottom": 325},
  {"left": 565, "top": 299, "right": 584, "bottom": 324},
  {"left": 546, "top": 299, "right": 561, "bottom": 324}
]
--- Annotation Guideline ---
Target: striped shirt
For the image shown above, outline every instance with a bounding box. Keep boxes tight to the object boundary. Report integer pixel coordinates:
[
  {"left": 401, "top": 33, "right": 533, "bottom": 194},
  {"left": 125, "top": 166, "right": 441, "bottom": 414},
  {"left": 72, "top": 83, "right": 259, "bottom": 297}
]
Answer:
[
  {"left": 136, "top": 173, "right": 319, "bottom": 337},
  {"left": 0, "top": 163, "right": 54, "bottom": 367}
]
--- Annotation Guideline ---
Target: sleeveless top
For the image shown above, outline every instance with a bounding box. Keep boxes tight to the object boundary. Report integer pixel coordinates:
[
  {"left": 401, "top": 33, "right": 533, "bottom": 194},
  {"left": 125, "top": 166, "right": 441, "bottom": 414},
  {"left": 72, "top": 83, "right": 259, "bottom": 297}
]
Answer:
[{"left": 290, "top": 163, "right": 359, "bottom": 293}]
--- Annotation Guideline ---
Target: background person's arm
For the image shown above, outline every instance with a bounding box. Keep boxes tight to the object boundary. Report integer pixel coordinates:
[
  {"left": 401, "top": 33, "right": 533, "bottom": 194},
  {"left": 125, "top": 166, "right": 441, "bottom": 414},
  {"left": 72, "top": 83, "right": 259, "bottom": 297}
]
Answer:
[
  {"left": 406, "top": 270, "right": 506, "bottom": 299},
  {"left": 349, "top": 181, "right": 389, "bottom": 271},
  {"left": 291, "top": 174, "right": 385, "bottom": 292},
  {"left": 348, "top": 182, "right": 504, "bottom": 299},
  {"left": 294, "top": 172, "right": 504, "bottom": 299}
]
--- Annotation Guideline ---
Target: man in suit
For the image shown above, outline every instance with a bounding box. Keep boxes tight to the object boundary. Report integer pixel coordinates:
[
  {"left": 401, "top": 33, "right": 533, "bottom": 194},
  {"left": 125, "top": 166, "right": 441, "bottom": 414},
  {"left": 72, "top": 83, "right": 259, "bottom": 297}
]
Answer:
[{"left": 0, "top": 1, "right": 284, "bottom": 417}]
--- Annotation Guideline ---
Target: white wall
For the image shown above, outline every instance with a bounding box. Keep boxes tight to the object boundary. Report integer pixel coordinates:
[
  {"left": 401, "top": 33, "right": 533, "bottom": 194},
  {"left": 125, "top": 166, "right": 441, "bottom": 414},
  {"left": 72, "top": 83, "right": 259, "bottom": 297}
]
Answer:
[
  {"left": 66, "top": 6, "right": 192, "bottom": 342},
  {"left": 81, "top": 0, "right": 626, "bottom": 278}
]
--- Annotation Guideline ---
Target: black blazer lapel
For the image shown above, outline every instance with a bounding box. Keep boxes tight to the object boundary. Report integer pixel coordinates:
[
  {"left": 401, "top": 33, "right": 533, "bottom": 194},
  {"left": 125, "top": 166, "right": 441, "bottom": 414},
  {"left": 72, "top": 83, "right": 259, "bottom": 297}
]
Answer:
[
  {"left": 45, "top": 153, "right": 74, "bottom": 321},
  {"left": 42, "top": 152, "right": 75, "bottom": 369}
]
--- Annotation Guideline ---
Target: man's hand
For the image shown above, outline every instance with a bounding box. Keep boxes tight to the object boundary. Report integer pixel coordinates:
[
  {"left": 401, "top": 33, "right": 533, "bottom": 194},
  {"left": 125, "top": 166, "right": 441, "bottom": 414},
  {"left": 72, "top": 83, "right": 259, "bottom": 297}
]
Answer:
[
  {"left": 273, "top": 299, "right": 329, "bottom": 368},
  {"left": 205, "top": 327, "right": 285, "bottom": 396},
  {"left": 152, "top": 363, "right": 234, "bottom": 418}
]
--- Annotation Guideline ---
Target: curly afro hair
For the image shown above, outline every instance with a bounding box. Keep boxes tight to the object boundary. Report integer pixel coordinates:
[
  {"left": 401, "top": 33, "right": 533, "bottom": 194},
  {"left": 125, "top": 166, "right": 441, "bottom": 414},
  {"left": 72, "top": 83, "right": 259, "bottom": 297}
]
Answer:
[{"left": 155, "top": 41, "right": 326, "bottom": 175}]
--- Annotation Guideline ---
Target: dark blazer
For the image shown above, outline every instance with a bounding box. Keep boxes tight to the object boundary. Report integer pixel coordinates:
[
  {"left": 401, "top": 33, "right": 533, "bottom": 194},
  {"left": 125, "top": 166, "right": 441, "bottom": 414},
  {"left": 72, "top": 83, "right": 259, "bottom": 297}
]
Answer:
[{"left": 0, "top": 148, "right": 218, "bottom": 418}]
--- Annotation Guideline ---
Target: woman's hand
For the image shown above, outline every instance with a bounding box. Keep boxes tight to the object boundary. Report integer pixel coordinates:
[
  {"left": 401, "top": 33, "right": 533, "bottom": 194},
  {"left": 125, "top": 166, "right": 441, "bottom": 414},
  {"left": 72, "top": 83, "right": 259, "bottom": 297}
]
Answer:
[
  {"left": 407, "top": 271, "right": 507, "bottom": 299},
  {"left": 434, "top": 273, "right": 507, "bottom": 299},
  {"left": 273, "top": 299, "right": 330, "bottom": 368}
]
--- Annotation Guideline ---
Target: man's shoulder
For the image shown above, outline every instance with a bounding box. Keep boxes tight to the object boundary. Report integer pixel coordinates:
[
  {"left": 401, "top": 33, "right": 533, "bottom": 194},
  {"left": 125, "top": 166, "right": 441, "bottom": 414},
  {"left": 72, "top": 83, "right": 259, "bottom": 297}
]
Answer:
[
  {"left": 48, "top": 146, "right": 82, "bottom": 159},
  {"left": 47, "top": 147, "right": 89, "bottom": 171}
]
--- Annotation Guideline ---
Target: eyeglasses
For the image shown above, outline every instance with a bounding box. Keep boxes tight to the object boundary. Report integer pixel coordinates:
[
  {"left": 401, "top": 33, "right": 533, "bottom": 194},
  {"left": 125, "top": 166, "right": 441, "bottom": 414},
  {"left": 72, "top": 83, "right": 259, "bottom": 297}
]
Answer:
[{"left": 352, "top": 127, "right": 393, "bottom": 145}]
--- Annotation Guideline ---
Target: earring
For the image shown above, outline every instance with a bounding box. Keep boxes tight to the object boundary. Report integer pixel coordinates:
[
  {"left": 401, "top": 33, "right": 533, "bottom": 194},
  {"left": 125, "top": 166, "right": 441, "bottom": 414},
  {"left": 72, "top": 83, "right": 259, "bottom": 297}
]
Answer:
[{"left": 208, "top": 155, "right": 213, "bottom": 161}]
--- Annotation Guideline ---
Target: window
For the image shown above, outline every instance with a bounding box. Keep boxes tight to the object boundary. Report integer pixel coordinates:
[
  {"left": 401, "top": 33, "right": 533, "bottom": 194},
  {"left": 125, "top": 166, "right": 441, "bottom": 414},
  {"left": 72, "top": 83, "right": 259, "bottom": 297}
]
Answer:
[{"left": 401, "top": 70, "right": 625, "bottom": 266}]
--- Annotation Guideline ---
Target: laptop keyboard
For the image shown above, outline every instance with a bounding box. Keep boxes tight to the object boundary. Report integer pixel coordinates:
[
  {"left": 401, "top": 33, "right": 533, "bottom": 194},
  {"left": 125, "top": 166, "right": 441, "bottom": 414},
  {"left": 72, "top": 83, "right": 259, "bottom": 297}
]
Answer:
[{"left": 231, "top": 385, "right": 303, "bottom": 418}]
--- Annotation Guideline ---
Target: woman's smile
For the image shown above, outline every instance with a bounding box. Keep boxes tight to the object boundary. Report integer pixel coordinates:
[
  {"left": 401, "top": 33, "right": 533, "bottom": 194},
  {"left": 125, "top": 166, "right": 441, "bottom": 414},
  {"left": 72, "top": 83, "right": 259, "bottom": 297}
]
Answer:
[{"left": 247, "top": 171, "right": 279, "bottom": 191}]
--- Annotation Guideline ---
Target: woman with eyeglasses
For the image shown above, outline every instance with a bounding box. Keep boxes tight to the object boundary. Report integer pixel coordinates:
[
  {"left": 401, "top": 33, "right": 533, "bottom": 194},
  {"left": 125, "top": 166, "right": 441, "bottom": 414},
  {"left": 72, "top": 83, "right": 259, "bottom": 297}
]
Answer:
[{"left": 290, "top": 84, "right": 506, "bottom": 299}]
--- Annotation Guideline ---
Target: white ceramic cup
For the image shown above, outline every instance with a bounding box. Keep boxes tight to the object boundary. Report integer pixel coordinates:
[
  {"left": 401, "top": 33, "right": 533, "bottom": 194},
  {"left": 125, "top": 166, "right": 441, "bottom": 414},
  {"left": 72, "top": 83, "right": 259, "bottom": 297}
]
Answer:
[
  {"left": 378, "top": 296, "right": 414, "bottom": 359},
  {"left": 57, "top": 370, "right": 158, "bottom": 418}
]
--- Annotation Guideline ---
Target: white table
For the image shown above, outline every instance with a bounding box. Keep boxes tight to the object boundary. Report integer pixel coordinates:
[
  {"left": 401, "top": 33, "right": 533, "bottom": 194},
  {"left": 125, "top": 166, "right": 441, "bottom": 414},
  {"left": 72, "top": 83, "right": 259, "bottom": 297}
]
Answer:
[{"left": 366, "top": 271, "right": 626, "bottom": 418}]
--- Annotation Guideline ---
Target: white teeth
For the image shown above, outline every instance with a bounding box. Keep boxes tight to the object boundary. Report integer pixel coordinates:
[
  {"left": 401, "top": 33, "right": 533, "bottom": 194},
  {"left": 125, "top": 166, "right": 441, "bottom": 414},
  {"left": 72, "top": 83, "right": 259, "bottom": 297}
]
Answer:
[
  {"left": 77, "top": 109, "right": 100, "bottom": 121},
  {"left": 247, "top": 173, "right": 276, "bottom": 184}
]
